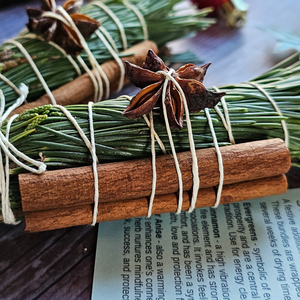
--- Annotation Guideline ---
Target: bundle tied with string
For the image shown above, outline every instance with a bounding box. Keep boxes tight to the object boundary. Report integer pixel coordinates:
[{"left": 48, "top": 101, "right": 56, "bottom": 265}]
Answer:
[
  {"left": 2, "top": 52, "right": 298, "bottom": 231},
  {"left": 0, "top": 0, "right": 154, "bottom": 225},
  {"left": 121, "top": 51, "right": 230, "bottom": 217},
  {"left": 4, "top": 0, "right": 151, "bottom": 111},
  {"left": 0, "top": 78, "right": 46, "bottom": 225},
  {"left": 0, "top": 76, "right": 102, "bottom": 226},
  {"left": 0, "top": 0, "right": 216, "bottom": 114}
]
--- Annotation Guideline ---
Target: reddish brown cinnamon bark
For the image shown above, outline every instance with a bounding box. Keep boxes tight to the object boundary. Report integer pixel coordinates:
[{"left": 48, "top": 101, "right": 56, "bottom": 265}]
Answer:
[
  {"left": 19, "top": 139, "right": 290, "bottom": 212},
  {"left": 24, "top": 175, "right": 288, "bottom": 232},
  {"left": 11, "top": 40, "right": 158, "bottom": 116}
]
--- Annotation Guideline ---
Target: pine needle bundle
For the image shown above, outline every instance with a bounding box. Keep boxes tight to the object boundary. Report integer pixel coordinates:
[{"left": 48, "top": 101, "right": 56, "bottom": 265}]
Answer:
[
  {"left": 2, "top": 52, "right": 300, "bottom": 219},
  {"left": 0, "top": 0, "right": 214, "bottom": 110}
]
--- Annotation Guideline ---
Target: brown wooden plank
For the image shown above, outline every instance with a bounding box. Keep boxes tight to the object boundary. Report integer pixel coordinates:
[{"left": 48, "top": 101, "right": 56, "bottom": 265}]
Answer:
[
  {"left": 162, "top": 0, "right": 300, "bottom": 87},
  {"left": 0, "top": 222, "right": 70, "bottom": 274},
  {"left": 37, "top": 252, "right": 96, "bottom": 300},
  {"left": 286, "top": 166, "right": 300, "bottom": 189},
  {"left": 0, "top": 222, "right": 24, "bottom": 243},
  {"left": 0, "top": 225, "right": 97, "bottom": 300}
]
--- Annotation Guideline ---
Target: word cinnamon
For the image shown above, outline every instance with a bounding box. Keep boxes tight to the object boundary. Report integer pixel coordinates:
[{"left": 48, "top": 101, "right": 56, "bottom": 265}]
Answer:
[
  {"left": 24, "top": 175, "right": 287, "bottom": 232},
  {"left": 11, "top": 40, "right": 158, "bottom": 116},
  {"left": 19, "top": 139, "right": 290, "bottom": 212}
]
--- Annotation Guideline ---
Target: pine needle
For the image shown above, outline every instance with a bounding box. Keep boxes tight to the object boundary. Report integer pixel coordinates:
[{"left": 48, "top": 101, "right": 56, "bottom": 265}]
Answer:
[{"left": 0, "top": 0, "right": 214, "bottom": 110}]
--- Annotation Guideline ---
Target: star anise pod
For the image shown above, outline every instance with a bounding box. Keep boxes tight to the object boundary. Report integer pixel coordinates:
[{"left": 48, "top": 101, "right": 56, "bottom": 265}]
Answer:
[
  {"left": 26, "top": 0, "right": 100, "bottom": 56},
  {"left": 122, "top": 50, "right": 226, "bottom": 129}
]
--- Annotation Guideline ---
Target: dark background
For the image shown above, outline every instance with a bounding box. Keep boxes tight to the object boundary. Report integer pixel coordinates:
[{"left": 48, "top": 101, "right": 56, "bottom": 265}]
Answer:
[{"left": 0, "top": 0, "right": 300, "bottom": 299}]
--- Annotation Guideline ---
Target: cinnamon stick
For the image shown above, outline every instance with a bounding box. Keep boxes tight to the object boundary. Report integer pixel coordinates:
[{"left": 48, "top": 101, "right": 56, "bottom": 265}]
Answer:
[
  {"left": 24, "top": 175, "right": 288, "bottom": 232},
  {"left": 11, "top": 40, "right": 158, "bottom": 116},
  {"left": 19, "top": 139, "right": 290, "bottom": 212}
]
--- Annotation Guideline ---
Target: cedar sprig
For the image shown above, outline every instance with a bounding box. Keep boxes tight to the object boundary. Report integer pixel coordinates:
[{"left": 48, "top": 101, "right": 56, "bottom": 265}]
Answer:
[
  {"left": 2, "top": 52, "right": 300, "bottom": 219},
  {"left": 0, "top": 0, "right": 215, "bottom": 110}
]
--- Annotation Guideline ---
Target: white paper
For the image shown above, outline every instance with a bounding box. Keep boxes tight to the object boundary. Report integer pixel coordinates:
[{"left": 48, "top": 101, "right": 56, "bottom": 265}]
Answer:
[{"left": 92, "top": 189, "right": 300, "bottom": 300}]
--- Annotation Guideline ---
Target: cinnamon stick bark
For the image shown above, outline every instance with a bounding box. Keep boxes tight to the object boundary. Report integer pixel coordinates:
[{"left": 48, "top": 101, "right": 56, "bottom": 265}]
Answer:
[
  {"left": 19, "top": 139, "right": 290, "bottom": 212},
  {"left": 24, "top": 175, "right": 288, "bottom": 232},
  {"left": 11, "top": 40, "right": 158, "bottom": 116}
]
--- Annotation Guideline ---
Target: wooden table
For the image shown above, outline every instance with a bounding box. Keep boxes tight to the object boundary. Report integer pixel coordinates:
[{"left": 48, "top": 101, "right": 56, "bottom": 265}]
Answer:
[{"left": 0, "top": 0, "right": 300, "bottom": 299}]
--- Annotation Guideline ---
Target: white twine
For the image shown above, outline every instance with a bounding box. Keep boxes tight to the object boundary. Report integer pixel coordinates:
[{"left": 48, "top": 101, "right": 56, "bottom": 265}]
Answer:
[
  {"left": 21, "top": 33, "right": 82, "bottom": 77},
  {"left": 48, "top": 41, "right": 82, "bottom": 76},
  {"left": 145, "top": 69, "right": 200, "bottom": 216},
  {"left": 0, "top": 83, "right": 100, "bottom": 225},
  {"left": 0, "top": 74, "right": 22, "bottom": 95},
  {"left": 5, "top": 1, "right": 142, "bottom": 108},
  {"left": 123, "top": 0, "right": 148, "bottom": 40},
  {"left": 147, "top": 111, "right": 157, "bottom": 218},
  {"left": 118, "top": 95, "right": 166, "bottom": 218},
  {"left": 42, "top": 11, "right": 70, "bottom": 26},
  {"left": 88, "top": 102, "right": 99, "bottom": 226},
  {"left": 6, "top": 24, "right": 101, "bottom": 106},
  {"left": 93, "top": 1, "right": 148, "bottom": 95},
  {"left": 99, "top": 27, "right": 118, "bottom": 53},
  {"left": 204, "top": 108, "right": 224, "bottom": 208},
  {"left": 50, "top": 0, "right": 57, "bottom": 11},
  {"left": 3, "top": 39, "right": 57, "bottom": 105},
  {"left": 245, "top": 81, "right": 289, "bottom": 147},
  {"left": 53, "top": 105, "right": 95, "bottom": 156},
  {"left": 53, "top": 104, "right": 99, "bottom": 225},
  {"left": 117, "top": 95, "right": 165, "bottom": 218},
  {"left": 142, "top": 115, "right": 167, "bottom": 154},
  {"left": 158, "top": 70, "right": 184, "bottom": 215},
  {"left": 43, "top": 2, "right": 147, "bottom": 102},
  {"left": 57, "top": 6, "right": 110, "bottom": 101},
  {"left": 0, "top": 114, "right": 20, "bottom": 225},
  {"left": 120, "top": 84, "right": 226, "bottom": 213},
  {"left": 117, "top": 95, "right": 166, "bottom": 153},
  {"left": 22, "top": 14, "right": 105, "bottom": 103},
  {"left": 93, "top": 1, "right": 128, "bottom": 50},
  {"left": 1, "top": 84, "right": 28, "bottom": 122},
  {"left": 157, "top": 69, "right": 200, "bottom": 214},
  {"left": 0, "top": 82, "right": 26, "bottom": 123},
  {"left": 144, "top": 75, "right": 229, "bottom": 213},
  {"left": 95, "top": 30, "right": 125, "bottom": 93},
  {"left": 0, "top": 83, "right": 47, "bottom": 224},
  {"left": 212, "top": 86, "right": 235, "bottom": 144},
  {"left": 0, "top": 74, "right": 22, "bottom": 119},
  {"left": 0, "top": 89, "right": 46, "bottom": 174},
  {"left": 76, "top": 55, "right": 100, "bottom": 102}
]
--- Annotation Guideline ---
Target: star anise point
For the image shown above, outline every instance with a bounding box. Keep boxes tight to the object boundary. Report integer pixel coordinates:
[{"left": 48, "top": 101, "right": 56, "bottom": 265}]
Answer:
[
  {"left": 26, "top": 0, "right": 100, "bottom": 56},
  {"left": 123, "top": 52, "right": 225, "bottom": 129}
]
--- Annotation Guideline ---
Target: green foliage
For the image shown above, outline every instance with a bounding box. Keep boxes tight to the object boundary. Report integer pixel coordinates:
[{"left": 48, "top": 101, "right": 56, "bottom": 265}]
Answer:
[
  {"left": 2, "top": 52, "right": 300, "bottom": 216},
  {"left": 4, "top": 52, "right": 300, "bottom": 176},
  {"left": 0, "top": 0, "right": 214, "bottom": 110}
]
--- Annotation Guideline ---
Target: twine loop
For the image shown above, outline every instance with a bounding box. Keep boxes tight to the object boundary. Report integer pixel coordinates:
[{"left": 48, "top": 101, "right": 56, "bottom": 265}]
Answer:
[
  {"left": 146, "top": 68, "right": 200, "bottom": 217},
  {"left": 0, "top": 78, "right": 47, "bottom": 224},
  {"left": 53, "top": 103, "right": 99, "bottom": 225},
  {"left": 1, "top": 0, "right": 150, "bottom": 226},
  {"left": 93, "top": 1, "right": 128, "bottom": 50},
  {"left": 146, "top": 71, "right": 234, "bottom": 216},
  {"left": 4, "top": 1, "right": 149, "bottom": 107},
  {"left": 212, "top": 86, "right": 235, "bottom": 144},
  {"left": 244, "top": 81, "right": 289, "bottom": 147}
]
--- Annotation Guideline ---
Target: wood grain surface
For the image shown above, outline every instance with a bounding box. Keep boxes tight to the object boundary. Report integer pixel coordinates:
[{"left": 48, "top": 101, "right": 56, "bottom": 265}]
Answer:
[{"left": 1, "top": 0, "right": 300, "bottom": 299}]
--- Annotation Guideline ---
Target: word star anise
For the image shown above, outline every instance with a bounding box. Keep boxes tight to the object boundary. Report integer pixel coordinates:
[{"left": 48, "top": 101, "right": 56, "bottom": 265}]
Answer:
[
  {"left": 122, "top": 50, "right": 226, "bottom": 129},
  {"left": 27, "top": 0, "right": 100, "bottom": 56}
]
